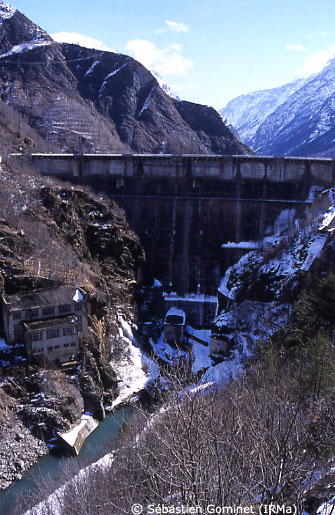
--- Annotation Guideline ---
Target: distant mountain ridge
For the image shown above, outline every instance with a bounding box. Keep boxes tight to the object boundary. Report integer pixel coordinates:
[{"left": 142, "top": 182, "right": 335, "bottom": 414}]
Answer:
[
  {"left": 220, "top": 79, "right": 306, "bottom": 150},
  {"left": 221, "top": 59, "right": 335, "bottom": 157},
  {"left": 0, "top": 1, "right": 251, "bottom": 155}
]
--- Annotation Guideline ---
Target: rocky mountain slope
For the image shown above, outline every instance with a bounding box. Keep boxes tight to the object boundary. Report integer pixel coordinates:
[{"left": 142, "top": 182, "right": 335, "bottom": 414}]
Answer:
[
  {"left": 0, "top": 157, "right": 145, "bottom": 488},
  {"left": 0, "top": 1, "right": 250, "bottom": 155},
  {"left": 220, "top": 78, "right": 306, "bottom": 149},
  {"left": 221, "top": 58, "right": 335, "bottom": 157},
  {"left": 212, "top": 190, "right": 335, "bottom": 365}
]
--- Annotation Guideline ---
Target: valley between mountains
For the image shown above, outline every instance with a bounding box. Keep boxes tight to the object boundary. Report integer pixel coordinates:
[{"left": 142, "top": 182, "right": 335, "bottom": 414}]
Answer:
[{"left": 0, "top": 1, "right": 335, "bottom": 513}]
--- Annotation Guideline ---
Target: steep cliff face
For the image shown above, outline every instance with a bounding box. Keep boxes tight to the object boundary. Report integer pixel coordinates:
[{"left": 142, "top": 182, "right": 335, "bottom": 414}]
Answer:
[
  {"left": 212, "top": 191, "right": 335, "bottom": 355},
  {"left": 60, "top": 43, "right": 251, "bottom": 154},
  {"left": 0, "top": 158, "right": 145, "bottom": 486},
  {"left": 0, "top": 2, "right": 250, "bottom": 155},
  {"left": 175, "top": 100, "right": 251, "bottom": 154}
]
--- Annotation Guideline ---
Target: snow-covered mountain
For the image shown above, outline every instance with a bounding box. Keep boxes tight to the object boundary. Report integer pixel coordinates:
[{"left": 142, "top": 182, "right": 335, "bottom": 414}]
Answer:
[
  {"left": 220, "top": 79, "right": 306, "bottom": 149},
  {"left": 221, "top": 58, "right": 335, "bottom": 157}
]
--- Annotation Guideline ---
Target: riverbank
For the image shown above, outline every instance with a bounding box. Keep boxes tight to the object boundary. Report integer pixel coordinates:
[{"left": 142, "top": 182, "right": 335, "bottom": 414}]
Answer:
[
  {"left": 0, "top": 406, "right": 135, "bottom": 514},
  {"left": 0, "top": 319, "right": 153, "bottom": 495},
  {"left": 0, "top": 421, "right": 48, "bottom": 491}
]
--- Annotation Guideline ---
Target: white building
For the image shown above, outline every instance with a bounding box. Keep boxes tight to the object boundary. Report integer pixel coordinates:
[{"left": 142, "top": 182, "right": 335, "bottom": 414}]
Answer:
[{"left": 2, "top": 286, "right": 88, "bottom": 362}]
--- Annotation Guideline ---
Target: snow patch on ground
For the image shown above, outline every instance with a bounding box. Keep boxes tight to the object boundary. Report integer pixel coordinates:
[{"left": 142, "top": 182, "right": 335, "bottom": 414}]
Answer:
[
  {"left": 138, "top": 84, "right": 156, "bottom": 117},
  {"left": 317, "top": 498, "right": 335, "bottom": 515},
  {"left": 188, "top": 327, "right": 249, "bottom": 386},
  {"left": 221, "top": 241, "right": 260, "bottom": 249},
  {"left": 215, "top": 300, "right": 291, "bottom": 345},
  {"left": 319, "top": 205, "right": 335, "bottom": 231},
  {"left": 219, "top": 251, "right": 255, "bottom": 298},
  {"left": 219, "top": 209, "right": 330, "bottom": 303},
  {"left": 300, "top": 233, "right": 328, "bottom": 271},
  {"left": 109, "top": 316, "right": 156, "bottom": 410},
  {"left": 24, "top": 450, "right": 116, "bottom": 515},
  {"left": 0, "top": 1, "right": 16, "bottom": 21},
  {"left": 190, "top": 329, "right": 212, "bottom": 373},
  {"left": 84, "top": 60, "right": 99, "bottom": 76},
  {"left": 98, "top": 64, "right": 127, "bottom": 95},
  {"left": 150, "top": 333, "right": 187, "bottom": 366},
  {"left": 0, "top": 337, "right": 8, "bottom": 350},
  {"left": 0, "top": 39, "right": 52, "bottom": 59}
]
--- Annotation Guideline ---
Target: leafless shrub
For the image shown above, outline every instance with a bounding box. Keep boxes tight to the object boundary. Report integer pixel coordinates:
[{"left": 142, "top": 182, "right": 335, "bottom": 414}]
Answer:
[{"left": 17, "top": 363, "right": 335, "bottom": 514}]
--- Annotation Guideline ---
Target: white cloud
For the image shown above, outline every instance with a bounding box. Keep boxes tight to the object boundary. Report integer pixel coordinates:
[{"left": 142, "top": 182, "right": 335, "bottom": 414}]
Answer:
[
  {"left": 155, "top": 20, "right": 189, "bottom": 34},
  {"left": 51, "top": 32, "right": 115, "bottom": 52},
  {"left": 285, "top": 44, "right": 304, "bottom": 52},
  {"left": 298, "top": 45, "right": 335, "bottom": 76},
  {"left": 166, "top": 20, "right": 189, "bottom": 33},
  {"left": 125, "top": 39, "right": 193, "bottom": 76}
]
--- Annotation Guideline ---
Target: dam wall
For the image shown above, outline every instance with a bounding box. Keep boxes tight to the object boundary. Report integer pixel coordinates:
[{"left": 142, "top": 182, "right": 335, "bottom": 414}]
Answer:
[
  {"left": 9, "top": 153, "right": 326, "bottom": 313},
  {"left": 12, "top": 153, "right": 335, "bottom": 201}
]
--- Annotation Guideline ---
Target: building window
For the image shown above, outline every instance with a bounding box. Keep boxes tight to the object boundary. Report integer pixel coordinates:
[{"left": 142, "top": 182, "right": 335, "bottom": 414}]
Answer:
[
  {"left": 74, "top": 303, "right": 82, "bottom": 312},
  {"left": 31, "top": 331, "right": 43, "bottom": 342},
  {"left": 63, "top": 326, "right": 74, "bottom": 336},
  {"left": 64, "top": 343, "right": 70, "bottom": 348},
  {"left": 47, "top": 346, "right": 53, "bottom": 352},
  {"left": 58, "top": 304, "right": 70, "bottom": 314},
  {"left": 13, "top": 311, "right": 22, "bottom": 321},
  {"left": 42, "top": 307, "right": 55, "bottom": 317},
  {"left": 47, "top": 329, "right": 59, "bottom": 339},
  {"left": 54, "top": 345, "right": 60, "bottom": 350},
  {"left": 26, "top": 309, "right": 39, "bottom": 319},
  {"left": 77, "top": 315, "right": 82, "bottom": 331},
  {"left": 70, "top": 342, "right": 76, "bottom": 347}
]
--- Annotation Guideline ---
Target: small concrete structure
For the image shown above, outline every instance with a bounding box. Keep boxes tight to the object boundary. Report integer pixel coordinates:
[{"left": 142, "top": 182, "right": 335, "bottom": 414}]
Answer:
[
  {"left": 58, "top": 414, "right": 99, "bottom": 455},
  {"left": 164, "top": 294, "right": 218, "bottom": 328},
  {"left": 210, "top": 334, "right": 229, "bottom": 355},
  {"left": 164, "top": 307, "right": 186, "bottom": 345}
]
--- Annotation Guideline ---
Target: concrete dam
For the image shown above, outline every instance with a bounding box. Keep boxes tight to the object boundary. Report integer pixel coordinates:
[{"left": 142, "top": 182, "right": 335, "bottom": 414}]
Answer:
[
  {"left": 14, "top": 153, "right": 330, "bottom": 326},
  {"left": 14, "top": 153, "right": 335, "bottom": 201}
]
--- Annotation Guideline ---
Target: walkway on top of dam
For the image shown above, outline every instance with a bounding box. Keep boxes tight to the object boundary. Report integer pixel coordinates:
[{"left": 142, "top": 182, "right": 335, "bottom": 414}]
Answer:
[{"left": 11, "top": 152, "right": 335, "bottom": 201}]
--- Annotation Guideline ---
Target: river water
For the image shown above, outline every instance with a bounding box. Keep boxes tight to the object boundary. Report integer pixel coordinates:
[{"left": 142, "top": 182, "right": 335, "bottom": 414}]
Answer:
[{"left": 0, "top": 406, "right": 135, "bottom": 514}]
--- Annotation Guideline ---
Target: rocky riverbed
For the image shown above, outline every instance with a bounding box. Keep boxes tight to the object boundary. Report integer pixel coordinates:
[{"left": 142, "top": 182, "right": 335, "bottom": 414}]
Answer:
[{"left": 0, "top": 421, "right": 48, "bottom": 490}]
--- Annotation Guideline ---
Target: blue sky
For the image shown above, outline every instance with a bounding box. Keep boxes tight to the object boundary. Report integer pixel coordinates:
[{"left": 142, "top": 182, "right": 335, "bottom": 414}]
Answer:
[{"left": 11, "top": 0, "right": 335, "bottom": 109}]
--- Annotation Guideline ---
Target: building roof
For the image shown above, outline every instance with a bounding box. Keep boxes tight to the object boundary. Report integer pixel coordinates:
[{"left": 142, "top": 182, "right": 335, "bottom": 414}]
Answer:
[
  {"left": 2, "top": 286, "right": 86, "bottom": 310},
  {"left": 24, "top": 315, "right": 77, "bottom": 331}
]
